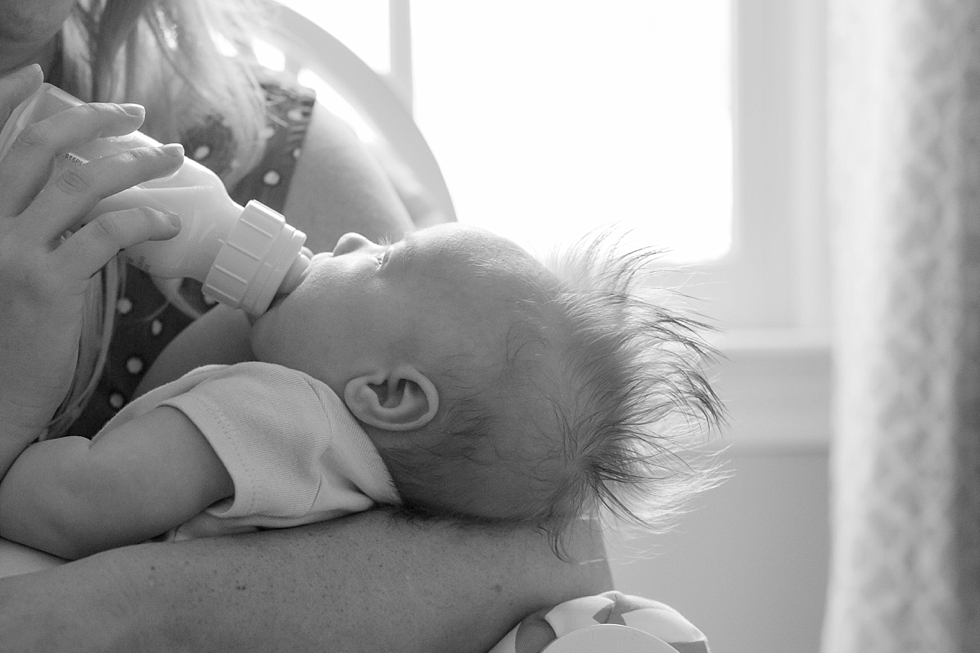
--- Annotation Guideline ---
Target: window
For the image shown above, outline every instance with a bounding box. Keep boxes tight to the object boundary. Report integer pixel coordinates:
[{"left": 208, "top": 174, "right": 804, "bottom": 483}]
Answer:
[
  {"left": 410, "top": 2, "right": 732, "bottom": 264},
  {"left": 279, "top": 1, "right": 732, "bottom": 264},
  {"left": 273, "top": 1, "right": 391, "bottom": 74},
  {"left": 271, "top": 0, "right": 832, "bottom": 449}
]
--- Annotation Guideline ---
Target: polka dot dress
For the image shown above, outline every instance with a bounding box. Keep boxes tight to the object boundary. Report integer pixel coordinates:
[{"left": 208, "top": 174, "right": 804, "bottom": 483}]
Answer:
[{"left": 67, "top": 78, "right": 316, "bottom": 437}]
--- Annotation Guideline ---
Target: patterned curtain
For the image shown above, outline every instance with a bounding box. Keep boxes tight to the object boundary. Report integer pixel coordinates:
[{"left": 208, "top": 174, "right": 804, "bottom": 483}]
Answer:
[{"left": 823, "top": 1, "right": 980, "bottom": 651}]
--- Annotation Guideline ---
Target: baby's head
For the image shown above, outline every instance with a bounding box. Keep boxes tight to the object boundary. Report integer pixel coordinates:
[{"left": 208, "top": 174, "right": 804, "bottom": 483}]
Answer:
[{"left": 251, "top": 224, "right": 724, "bottom": 554}]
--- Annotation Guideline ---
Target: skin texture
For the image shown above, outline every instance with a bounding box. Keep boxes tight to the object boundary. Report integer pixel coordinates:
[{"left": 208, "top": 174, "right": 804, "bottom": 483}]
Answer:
[
  {"left": 0, "top": 511, "right": 611, "bottom": 653},
  {"left": 0, "top": 0, "right": 73, "bottom": 78},
  {"left": 0, "top": 6, "right": 615, "bottom": 651}
]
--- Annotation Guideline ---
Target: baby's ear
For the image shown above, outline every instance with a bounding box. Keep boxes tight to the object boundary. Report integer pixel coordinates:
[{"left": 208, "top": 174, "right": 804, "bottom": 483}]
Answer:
[{"left": 344, "top": 365, "right": 439, "bottom": 432}]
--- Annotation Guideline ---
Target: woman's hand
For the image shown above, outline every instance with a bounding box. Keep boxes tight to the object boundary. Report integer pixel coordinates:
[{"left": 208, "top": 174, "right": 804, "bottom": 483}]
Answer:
[{"left": 0, "top": 65, "right": 184, "bottom": 464}]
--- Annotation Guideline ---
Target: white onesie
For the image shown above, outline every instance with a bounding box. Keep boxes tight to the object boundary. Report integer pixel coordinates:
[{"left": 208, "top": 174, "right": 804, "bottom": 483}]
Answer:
[{"left": 95, "top": 361, "right": 399, "bottom": 541}]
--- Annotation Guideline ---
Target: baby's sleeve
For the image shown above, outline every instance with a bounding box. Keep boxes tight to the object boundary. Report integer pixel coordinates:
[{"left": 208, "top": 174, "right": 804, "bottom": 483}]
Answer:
[{"left": 158, "top": 362, "right": 361, "bottom": 521}]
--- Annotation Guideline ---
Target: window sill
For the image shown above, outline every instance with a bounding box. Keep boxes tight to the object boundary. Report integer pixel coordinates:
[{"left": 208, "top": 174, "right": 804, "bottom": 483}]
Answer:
[{"left": 708, "top": 330, "right": 831, "bottom": 453}]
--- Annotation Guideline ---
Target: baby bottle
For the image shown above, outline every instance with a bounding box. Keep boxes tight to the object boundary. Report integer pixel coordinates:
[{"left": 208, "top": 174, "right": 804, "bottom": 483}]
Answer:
[{"left": 0, "top": 83, "right": 312, "bottom": 316}]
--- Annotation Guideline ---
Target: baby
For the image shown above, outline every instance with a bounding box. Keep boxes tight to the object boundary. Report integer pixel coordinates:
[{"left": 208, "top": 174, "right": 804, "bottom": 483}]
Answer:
[{"left": 0, "top": 223, "right": 723, "bottom": 560}]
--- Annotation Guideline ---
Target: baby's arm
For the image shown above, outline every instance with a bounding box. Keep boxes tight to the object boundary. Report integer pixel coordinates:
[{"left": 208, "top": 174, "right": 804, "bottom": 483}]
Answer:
[{"left": 0, "top": 406, "right": 232, "bottom": 560}]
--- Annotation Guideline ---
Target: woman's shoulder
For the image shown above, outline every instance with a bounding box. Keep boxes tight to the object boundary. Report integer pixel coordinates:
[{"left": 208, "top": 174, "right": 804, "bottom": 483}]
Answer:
[{"left": 277, "top": 103, "right": 416, "bottom": 250}]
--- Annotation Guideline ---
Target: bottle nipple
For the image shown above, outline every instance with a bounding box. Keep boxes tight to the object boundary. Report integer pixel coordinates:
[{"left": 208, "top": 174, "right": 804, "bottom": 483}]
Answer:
[{"left": 278, "top": 247, "right": 313, "bottom": 295}]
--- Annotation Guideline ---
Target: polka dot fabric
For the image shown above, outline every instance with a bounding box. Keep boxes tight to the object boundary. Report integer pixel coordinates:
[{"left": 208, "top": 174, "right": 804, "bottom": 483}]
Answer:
[
  {"left": 230, "top": 81, "right": 316, "bottom": 212},
  {"left": 67, "top": 77, "right": 316, "bottom": 437}
]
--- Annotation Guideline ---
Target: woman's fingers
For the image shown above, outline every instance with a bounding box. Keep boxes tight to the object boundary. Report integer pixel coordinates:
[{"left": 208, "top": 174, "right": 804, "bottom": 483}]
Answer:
[
  {"left": 0, "top": 64, "right": 43, "bottom": 126},
  {"left": 18, "top": 143, "right": 184, "bottom": 242},
  {"left": 0, "top": 101, "right": 150, "bottom": 216},
  {"left": 56, "top": 207, "right": 181, "bottom": 280}
]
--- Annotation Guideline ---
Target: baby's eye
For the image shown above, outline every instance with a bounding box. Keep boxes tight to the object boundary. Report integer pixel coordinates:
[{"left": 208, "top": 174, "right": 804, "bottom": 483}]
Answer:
[{"left": 376, "top": 248, "right": 391, "bottom": 267}]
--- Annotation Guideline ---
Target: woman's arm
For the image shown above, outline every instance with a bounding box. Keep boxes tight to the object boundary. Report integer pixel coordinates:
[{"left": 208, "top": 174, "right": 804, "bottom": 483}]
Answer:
[
  {"left": 134, "top": 304, "right": 253, "bottom": 395},
  {"left": 0, "top": 511, "right": 612, "bottom": 653}
]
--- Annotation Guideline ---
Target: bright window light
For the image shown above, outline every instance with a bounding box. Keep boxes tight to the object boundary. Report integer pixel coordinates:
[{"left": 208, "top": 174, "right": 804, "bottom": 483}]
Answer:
[
  {"left": 274, "top": 1, "right": 731, "bottom": 263},
  {"left": 411, "top": 2, "right": 732, "bottom": 261},
  {"left": 274, "top": 0, "right": 390, "bottom": 74},
  {"left": 251, "top": 38, "right": 286, "bottom": 72},
  {"left": 295, "top": 68, "right": 378, "bottom": 144}
]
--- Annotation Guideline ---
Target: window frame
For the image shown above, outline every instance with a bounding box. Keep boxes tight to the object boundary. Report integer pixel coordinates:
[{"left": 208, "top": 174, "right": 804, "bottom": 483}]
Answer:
[{"left": 707, "top": 0, "right": 831, "bottom": 451}]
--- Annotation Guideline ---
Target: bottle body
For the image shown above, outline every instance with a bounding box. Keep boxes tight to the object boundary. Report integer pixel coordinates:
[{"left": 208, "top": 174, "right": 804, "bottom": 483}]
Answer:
[
  {"left": 91, "top": 186, "right": 239, "bottom": 281},
  {"left": 0, "top": 84, "right": 310, "bottom": 314}
]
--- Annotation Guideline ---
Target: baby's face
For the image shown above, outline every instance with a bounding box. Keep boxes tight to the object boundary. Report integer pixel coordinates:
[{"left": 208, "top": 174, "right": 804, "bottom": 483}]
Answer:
[{"left": 250, "top": 223, "right": 552, "bottom": 396}]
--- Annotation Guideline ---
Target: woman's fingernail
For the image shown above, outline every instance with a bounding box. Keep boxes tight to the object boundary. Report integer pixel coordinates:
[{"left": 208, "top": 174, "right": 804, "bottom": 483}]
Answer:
[
  {"left": 18, "top": 63, "right": 43, "bottom": 78},
  {"left": 121, "top": 103, "right": 145, "bottom": 118},
  {"left": 142, "top": 207, "right": 181, "bottom": 230},
  {"left": 160, "top": 143, "right": 184, "bottom": 157}
]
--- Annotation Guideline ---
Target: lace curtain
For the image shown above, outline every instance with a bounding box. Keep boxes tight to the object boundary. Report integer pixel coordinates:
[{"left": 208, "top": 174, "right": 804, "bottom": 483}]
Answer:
[{"left": 823, "top": 1, "right": 980, "bottom": 651}]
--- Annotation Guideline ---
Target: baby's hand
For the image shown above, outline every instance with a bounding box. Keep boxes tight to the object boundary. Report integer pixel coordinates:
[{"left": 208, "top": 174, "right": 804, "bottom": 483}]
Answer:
[{"left": 0, "top": 65, "right": 183, "bottom": 461}]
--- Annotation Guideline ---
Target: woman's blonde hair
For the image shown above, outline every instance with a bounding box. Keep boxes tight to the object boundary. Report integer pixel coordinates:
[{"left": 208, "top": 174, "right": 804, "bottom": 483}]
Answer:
[{"left": 47, "top": 0, "right": 272, "bottom": 437}]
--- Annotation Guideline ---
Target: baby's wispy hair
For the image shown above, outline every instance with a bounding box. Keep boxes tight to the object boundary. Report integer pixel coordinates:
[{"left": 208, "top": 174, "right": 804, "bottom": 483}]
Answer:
[
  {"left": 532, "top": 228, "right": 727, "bottom": 556},
  {"left": 375, "top": 228, "right": 727, "bottom": 560}
]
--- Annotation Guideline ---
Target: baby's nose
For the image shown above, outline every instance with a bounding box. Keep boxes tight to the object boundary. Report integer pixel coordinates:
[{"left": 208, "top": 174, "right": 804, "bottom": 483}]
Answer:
[{"left": 332, "top": 232, "right": 372, "bottom": 256}]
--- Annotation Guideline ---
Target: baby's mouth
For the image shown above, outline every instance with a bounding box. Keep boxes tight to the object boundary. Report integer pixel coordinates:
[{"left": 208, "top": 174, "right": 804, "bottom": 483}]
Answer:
[
  {"left": 245, "top": 293, "right": 285, "bottom": 325},
  {"left": 268, "top": 293, "right": 289, "bottom": 311}
]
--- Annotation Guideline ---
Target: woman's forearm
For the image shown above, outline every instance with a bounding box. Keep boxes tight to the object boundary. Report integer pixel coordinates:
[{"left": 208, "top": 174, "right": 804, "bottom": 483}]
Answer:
[{"left": 0, "top": 508, "right": 612, "bottom": 653}]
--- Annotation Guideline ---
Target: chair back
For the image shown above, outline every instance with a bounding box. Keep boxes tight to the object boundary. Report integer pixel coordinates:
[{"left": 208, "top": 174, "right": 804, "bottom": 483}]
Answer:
[{"left": 259, "top": 2, "right": 456, "bottom": 224}]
